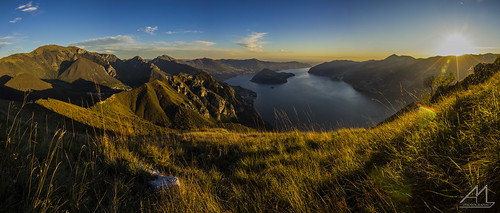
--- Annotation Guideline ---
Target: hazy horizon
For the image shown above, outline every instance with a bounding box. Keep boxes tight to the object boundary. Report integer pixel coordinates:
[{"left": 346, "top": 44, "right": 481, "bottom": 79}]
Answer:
[{"left": 1, "top": 0, "right": 500, "bottom": 64}]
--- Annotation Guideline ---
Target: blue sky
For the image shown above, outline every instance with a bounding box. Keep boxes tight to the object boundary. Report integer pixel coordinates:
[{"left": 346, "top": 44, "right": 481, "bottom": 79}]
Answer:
[{"left": 0, "top": 0, "right": 499, "bottom": 63}]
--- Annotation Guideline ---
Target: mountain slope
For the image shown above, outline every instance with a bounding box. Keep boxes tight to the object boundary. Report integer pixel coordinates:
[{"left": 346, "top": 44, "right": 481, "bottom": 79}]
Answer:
[
  {"left": 175, "top": 58, "right": 310, "bottom": 80},
  {"left": 179, "top": 58, "right": 245, "bottom": 80},
  {"left": 150, "top": 55, "right": 202, "bottom": 76},
  {"left": 0, "top": 45, "right": 86, "bottom": 79},
  {"left": 113, "top": 56, "right": 169, "bottom": 87},
  {"left": 36, "top": 71, "right": 268, "bottom": 131},
  {"left": 219, "top": 58, "right": 310, "bottom": 73},
  {"left": 58, "top": 58, "right": 127, "bottom": 89},
  {"left": 102, "top": 72, "right": 268, "bottom": 129},
  {"left": 309, "top": 53, "right": 499, "bottom": 103},
  {"left": 0, "top": 45, "right": 117, "bottom": 79}
]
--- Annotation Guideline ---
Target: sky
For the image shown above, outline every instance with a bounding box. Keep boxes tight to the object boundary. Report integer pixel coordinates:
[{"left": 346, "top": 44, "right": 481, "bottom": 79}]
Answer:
[{"left": 0, "top": 0, "right": 499, "bottom": 64}]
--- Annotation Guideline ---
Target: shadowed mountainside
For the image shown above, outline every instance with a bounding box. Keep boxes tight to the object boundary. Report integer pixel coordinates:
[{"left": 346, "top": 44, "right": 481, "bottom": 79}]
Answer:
[
  {"left": 309, "top": 54, "right": 499, "bottom": 104},
  {"left": 111, "top": 56, "right": 169, "bottom": 87},
  {"left": 150, "top": 55, "right": 202, "bottom": 76},
  {"left": 58, "top": 58, "right": 127, "bottom": 89},
  {"left": 175, "top": 58, "right": 310, "bottom": 80},
  {"left": 3, "top": 73, "right": 53, "bottom": 91}
]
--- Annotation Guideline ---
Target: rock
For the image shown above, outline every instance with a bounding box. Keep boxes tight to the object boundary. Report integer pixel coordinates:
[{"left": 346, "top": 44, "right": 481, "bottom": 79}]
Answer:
[
  {"left": 148, "top": 176, "right": 181, "bottom": 191},
  {"left": 135, "top": 164, "right": 181, "bottom": 191}
]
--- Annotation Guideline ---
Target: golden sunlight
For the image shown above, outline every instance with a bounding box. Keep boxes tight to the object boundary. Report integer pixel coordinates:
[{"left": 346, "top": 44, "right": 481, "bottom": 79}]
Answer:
[{"left": 435, "top": 34, "right": 476, "bottom": 56}]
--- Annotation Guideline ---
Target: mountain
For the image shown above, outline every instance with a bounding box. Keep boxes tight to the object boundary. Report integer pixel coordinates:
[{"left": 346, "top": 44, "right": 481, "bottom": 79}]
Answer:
[
  {"left": 3, "top": 73, "right": 53, "bottom": 91},
  {"left": 58, "top": 58, "right": 127, "bottom": 89},
  {"left": 175, "top": 58, "right": 310, "bottom": 80},
  {"left": 0, "top": 45, "right": 121, "bottom": 80},
  {"left": 309, "top": 53, "right": 500, "bottom": 103},
  {"left": 250, "top": 68, "right": 295, "bottom": 84},
  {"left": 112, "top": 56, "right": 169, "bottom": 87},
  {"left": 178, "top": 58, "right": 244, "bottom": 80},
  {"left": 101, "top": 71, "right": 267, "bottom": 129},
  {"left": 219, "top": 59, "right": 310, "bottom": 73},
  {"left": 0, "top": 45, "right": 87, "bottom": 79},
  {"left": 150, "top": 55, "right": 202, "bottom": 76},
  {"left": 37, "top": 71, "right": 268, "bottom": 131}
]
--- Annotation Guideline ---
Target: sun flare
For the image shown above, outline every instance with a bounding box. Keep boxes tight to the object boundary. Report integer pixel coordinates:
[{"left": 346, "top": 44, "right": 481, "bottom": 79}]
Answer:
[{"left": 435, "top": 34, "right": 476, "bottom": 56}]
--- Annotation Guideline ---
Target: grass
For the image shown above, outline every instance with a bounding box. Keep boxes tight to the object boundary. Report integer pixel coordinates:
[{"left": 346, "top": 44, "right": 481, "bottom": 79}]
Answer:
[{"left": 0, "top": 59, "right": 499, "bottom": 212}]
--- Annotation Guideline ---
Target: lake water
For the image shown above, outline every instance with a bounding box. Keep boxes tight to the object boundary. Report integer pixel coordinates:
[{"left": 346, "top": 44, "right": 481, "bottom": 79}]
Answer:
[{"left": 225, "top": 68, "right": 396, "bottom": 130}]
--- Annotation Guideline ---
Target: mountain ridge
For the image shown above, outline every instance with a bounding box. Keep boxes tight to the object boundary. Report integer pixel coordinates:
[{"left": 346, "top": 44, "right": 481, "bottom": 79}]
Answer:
[{"left": 309, "top": 53, "right": 500, "bottom": 104}]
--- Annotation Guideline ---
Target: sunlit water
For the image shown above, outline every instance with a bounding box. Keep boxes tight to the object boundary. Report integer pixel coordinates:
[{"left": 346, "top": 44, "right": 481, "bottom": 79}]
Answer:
[{"left": 225, "top": 68, "right": 395, "bottom": 130}]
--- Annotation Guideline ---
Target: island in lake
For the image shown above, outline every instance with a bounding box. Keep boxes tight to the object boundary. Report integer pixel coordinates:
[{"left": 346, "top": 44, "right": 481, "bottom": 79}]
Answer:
[{"left": 250, "top": 68, "right": 295, "bottom": 84}]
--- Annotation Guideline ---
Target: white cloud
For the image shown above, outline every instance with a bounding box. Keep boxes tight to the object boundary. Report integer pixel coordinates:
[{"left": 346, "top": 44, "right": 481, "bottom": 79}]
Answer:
[
  {"left": 154, "top": 41, "right": 173, "bottom": 46},
  {"left": 72, "top": 35, "right": 134, "bottom": 47},
  {"left": 9, "top": 17, "right": 22, "bottom": 23},
  {"left": 22, "top": 6, "right": 38, "bottom": 12},
  {"left": 173, "top": 40, "right": 215, "bottom": 47},
  {"left": 236, "top": 32, "right": 267, "bottom": 52},
  {"left": 0, "top": 36, "right": 13, "bottom": 40},
  {"left": 165, "top": 30, "right": 202, "bottom": 35},
  {"left": 16, "top": 1, "right": 38, "bottom": 12},
  {"left": 16, "top": 1, "right": 31, "bottom": 9},
  {"left": 70, "top": 35, "right": 223, "bottom": 59},
  {"left": 139, "top": 26, "right": 158, "bottom": 35},
  {"left": 0, "top": 42, "right": 12, "bottom": 49},
  {"left": 193, "top": 40, "right": 215, "bottom": 46}
]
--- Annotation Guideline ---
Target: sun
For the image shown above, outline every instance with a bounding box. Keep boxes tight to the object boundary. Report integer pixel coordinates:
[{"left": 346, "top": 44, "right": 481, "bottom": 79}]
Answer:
[{"left": 435, "top": 34, "right": 476, "bottom": 56}]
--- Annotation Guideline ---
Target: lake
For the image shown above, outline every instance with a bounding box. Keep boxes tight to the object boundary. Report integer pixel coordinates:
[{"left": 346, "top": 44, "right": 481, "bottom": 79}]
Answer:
[{"left": 225, "top": 68, "right": 396, "bottom": 130}]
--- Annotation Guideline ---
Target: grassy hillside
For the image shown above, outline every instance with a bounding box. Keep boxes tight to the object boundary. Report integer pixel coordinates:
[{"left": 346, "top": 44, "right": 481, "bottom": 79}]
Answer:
[
  {"left": 36, "top": 71, "right": 267, "bottom": 131},
  {"left": 36, "top": 98, "right": 166, "bottom": 135},
  {"left": 0, "top": 58, "right": 499, "bottom": 212},
  {"left": 0, "top": 45, "right": 85, "bottom": 79}
]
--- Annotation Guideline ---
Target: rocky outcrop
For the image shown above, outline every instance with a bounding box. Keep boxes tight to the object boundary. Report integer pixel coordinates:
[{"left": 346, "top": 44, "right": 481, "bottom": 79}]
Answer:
[
  {"left": 250, "top": 68, "right": 295, "bottom": 84},
  {"left": 106, "top": 71, "right": 268, "bottom": 129}
]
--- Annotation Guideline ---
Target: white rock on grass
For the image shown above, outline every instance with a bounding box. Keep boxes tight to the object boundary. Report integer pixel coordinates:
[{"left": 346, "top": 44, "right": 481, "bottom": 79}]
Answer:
[{"left": 135, "top": 164, "right": 180, "bottom": 191}]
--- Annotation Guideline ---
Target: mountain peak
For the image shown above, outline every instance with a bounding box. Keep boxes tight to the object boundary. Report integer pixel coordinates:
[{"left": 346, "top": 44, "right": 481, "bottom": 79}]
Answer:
[
  {"left": 32, "top": 45, "right": 85, "bottom": 55},
  {"left": 156, "top": 55, "right": 176, "bottom": 61},
  {"left": 131, "top": 56, "right": 144, "bottom": 61},
  {"left": 385, "top": 54, "right": 415, "bottom": 60}
]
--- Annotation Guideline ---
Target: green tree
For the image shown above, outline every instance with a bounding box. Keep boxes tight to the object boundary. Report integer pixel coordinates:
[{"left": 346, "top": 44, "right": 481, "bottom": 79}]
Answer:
[
  {"left": 423, "top": 75, "right": 436, "bottom": 94},
  {"left": 433, "top": 72, "right": 456, "bottom": 90}
]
